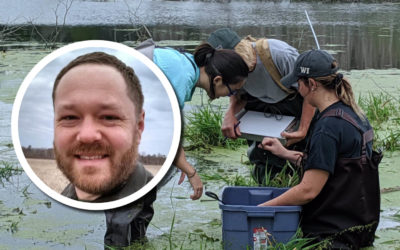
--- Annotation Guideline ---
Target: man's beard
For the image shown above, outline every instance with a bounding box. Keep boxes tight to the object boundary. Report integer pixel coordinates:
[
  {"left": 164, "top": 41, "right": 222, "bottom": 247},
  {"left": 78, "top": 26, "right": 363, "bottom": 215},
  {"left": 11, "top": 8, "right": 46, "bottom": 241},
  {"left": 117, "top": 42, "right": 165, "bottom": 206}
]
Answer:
[{"left": 54, "top": 139, "right": 138, "bottom": 196}]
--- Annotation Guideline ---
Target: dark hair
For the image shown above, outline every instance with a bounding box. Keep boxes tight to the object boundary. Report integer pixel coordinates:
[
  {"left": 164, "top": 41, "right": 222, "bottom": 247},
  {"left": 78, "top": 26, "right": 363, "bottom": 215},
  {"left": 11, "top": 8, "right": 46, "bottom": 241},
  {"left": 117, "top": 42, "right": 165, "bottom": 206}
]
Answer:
[
  {"left": 52, "top": 52, "right": 144, "bottom": 117},
  {"left": 194, "top": 43, "right": 249, "bottom": 87}
]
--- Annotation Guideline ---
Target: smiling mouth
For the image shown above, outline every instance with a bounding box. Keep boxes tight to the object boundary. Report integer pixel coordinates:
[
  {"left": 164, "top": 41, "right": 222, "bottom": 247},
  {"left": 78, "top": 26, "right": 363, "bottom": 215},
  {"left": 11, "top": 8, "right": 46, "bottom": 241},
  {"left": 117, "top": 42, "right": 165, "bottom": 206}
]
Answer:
[{"left": 75, "top": 155, "right": 109, "bottom": 160}]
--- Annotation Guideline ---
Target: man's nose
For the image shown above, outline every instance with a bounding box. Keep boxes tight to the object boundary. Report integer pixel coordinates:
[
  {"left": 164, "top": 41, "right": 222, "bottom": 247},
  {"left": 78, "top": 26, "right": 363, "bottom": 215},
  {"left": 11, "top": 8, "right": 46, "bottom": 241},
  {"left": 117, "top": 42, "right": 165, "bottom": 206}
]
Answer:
[{"left": 76, "top": 118, "right": 101, "bottom": 143}]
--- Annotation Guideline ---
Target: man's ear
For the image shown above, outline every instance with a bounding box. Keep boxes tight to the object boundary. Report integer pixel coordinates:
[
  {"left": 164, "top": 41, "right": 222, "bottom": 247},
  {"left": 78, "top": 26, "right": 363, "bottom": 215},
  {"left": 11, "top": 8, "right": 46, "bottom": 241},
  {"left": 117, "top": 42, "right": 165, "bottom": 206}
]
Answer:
[{"left": 135, "top": 110, "right": 145, "bottom": 145}]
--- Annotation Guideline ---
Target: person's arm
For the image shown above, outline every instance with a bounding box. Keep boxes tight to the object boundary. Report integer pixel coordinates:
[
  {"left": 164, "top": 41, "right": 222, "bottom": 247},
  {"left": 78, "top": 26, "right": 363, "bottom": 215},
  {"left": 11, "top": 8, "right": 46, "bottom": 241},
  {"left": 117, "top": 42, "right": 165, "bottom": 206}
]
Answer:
[
  {"left": 259, "top": 137, "right": 303, "bottom": 166},
  {"left": 281, "top": 99, "right": 315, "bottom": 146},
  {"left": 173, "top": 145, "right": 203, "bottom": 200},
  {"left": 258, "top": 169, "right": 329, "bottom": 206},
  {"left": 221, "top": 95, "right": 247, "bottom": 138}
]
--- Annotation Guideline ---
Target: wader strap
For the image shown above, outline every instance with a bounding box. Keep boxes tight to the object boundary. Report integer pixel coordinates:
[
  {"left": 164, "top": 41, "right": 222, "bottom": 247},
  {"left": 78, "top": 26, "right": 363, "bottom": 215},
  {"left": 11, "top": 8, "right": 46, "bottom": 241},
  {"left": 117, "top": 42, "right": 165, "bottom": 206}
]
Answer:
[
  {"left": 321, "top": 108, "right": 373, "bottom": 164},
  {"left": 255, "top": 39, "right": 295, "bottom": 94}
]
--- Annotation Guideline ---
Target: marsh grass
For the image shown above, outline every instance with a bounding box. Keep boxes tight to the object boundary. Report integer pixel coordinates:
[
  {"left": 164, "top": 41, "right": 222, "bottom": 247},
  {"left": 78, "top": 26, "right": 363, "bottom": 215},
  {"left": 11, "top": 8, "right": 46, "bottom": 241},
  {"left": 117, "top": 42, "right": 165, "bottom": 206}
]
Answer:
[
  {"left": 184, "top": 105, "right": 246, "bottom": 150},
  {"left": 223, "top": 228, "right": 325, "bottom": 250},
  {"left": 357, "top": 92, "right": 400, "bottom": 151},
  {"left": 266, "top": 228, "right": 326, "bottom": 250},
  {"left": 262, "top": 161, "right": 301, "bottom": 188},
  {"left": 9, "top": 221, "right": 19, "bottom": 234},
  {"left": 201, "top": 161, "right": 300, "bottom": 188},
  {"left": 0, "top": 161, "right": 23, "bottom": 185},
  {"left": 358, "top": 92, "right": 397, "bottom": 126},
  {"left": 379, "top": 129, "right": 400, "bottom": 152}
]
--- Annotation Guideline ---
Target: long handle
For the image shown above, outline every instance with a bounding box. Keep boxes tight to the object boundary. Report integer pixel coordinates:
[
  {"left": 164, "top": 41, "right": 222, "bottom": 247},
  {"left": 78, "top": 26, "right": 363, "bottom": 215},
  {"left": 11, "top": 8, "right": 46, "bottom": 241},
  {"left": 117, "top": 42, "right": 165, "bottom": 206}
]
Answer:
[{"left": 305, "top": 10, "right": 320, "bottom": 50}]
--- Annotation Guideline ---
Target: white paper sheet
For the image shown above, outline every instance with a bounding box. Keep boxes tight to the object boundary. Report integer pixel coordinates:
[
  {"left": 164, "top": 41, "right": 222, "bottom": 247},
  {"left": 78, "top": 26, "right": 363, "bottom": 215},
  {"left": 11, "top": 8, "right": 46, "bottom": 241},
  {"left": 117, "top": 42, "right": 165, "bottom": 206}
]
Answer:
[{"left": 238, "top": 111, "right": 296, "bottom": 140}]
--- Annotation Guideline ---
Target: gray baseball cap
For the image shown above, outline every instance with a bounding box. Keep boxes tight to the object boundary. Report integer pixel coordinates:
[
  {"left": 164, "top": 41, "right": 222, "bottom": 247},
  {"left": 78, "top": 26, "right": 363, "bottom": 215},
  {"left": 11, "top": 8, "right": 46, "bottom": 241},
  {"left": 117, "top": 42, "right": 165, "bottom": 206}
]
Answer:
[
  {"left": 281, "top": 49, "right": 339, "bottom": 86},
  {"left": 207, "top": 28, "right": 241, "bottom": 50}
]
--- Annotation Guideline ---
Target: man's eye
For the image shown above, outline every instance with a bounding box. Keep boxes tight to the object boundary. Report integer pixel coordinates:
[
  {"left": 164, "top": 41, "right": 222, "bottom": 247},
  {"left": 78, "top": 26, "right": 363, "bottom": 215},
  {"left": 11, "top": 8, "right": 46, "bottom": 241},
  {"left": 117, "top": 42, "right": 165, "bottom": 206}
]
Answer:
[
  {"left": 61, "top": 116, "right": 78, "bottom": 120},
  {"left": 102, "top": 115, "right": 119, "bottom": 121}
]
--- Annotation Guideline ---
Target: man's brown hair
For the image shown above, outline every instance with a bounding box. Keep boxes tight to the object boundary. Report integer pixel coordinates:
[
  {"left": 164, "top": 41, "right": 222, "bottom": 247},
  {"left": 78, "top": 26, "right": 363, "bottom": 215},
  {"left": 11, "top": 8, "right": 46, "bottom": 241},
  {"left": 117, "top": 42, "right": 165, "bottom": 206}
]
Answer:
[{"left": 52, "top": 52, "right": 144, "bottom": 116}]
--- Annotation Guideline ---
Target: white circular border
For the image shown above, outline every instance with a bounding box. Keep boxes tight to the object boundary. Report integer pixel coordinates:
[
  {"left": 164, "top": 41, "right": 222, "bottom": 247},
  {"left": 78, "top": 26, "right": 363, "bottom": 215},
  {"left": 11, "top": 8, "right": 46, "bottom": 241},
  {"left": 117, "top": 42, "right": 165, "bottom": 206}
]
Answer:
[{"left": 11, "top": 40, "right": 181, "bottom": 211}]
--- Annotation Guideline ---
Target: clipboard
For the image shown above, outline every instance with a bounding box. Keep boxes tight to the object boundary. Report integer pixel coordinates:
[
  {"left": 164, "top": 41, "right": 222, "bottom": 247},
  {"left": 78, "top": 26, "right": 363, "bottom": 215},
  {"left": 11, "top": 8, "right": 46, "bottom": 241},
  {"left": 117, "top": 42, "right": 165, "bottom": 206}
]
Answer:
[{"left": 235, "top": 110, "right": 298, "bottom": 142}]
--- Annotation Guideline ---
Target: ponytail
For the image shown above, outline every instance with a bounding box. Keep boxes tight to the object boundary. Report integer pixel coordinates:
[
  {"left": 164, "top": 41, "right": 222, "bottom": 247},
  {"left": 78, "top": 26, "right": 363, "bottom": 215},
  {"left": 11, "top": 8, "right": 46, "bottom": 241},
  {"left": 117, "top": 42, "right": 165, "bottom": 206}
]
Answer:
[
  {"left": 194, "top": 43, "right": 215, "bottom": 67},
  {"left": 336, "top": 77, "right": 365, "bottom": 121},
  {"left": 314, "top": 62, "right": 365, "bottom": 120},
  {"left": 194, "top": 43, "right": 249, "bottom": 87}
]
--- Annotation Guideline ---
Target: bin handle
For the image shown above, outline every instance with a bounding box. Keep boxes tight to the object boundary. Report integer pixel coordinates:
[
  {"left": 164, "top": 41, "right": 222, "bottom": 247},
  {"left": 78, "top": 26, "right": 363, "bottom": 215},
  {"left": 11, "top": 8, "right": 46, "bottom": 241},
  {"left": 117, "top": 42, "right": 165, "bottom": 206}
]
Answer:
[
  {"left": 205, "top": 191, "right": 224, "bottom": 204},
  {"left": 247, "top": 211, "right": 275, "bottom": 218}
]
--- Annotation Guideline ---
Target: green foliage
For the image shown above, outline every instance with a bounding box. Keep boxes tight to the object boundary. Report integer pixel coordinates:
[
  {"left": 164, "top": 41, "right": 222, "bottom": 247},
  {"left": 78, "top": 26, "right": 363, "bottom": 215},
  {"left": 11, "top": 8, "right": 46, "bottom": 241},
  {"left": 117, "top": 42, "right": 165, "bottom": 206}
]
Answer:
[
  {"left": 201, "top": 172, "right": 257, "bottom": 187},
  {"left": 358, "top": 92, "right": 397, "bottom": 126},
  {"left": 380, "top": 129, "right": 400, "bottom": 152},
  {"left": 0, "top": 161, "right": 23, "bottom": 186},
  {"left": 201, "top": 161, "right": 300, "bottom": 188},
  {"left": 9, "top": 221, "right": 19, "bottom": 234},
  {"left": 261, "top": 161, "right": 301, "bottom": 188},
  {"left": 357, "top": 92, "right": 400, "bottom": 151},
  {"left": 267, "top": 228, "right": 327, "bottom": 250},
  {"left": 168, "top": 211, "right": 176, "bottom": 250},
  {"left": 184, "top": 105, "right": 246, "bottom": 150}
]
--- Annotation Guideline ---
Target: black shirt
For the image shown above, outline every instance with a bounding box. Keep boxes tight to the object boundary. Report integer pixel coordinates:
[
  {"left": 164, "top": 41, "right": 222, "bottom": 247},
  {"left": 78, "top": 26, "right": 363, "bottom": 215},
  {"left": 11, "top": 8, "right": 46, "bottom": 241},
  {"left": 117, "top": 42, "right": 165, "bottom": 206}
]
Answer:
[{"left": 304, "top": 101, "right": 372, "bottom": 175}]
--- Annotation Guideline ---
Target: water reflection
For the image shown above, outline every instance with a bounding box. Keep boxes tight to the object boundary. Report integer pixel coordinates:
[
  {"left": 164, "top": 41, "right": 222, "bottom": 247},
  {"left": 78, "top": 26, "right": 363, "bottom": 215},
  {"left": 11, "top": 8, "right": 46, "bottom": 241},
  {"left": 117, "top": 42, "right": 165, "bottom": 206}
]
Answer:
[{"left": 0, "top": 0, "right": 399, "bottom": 70}]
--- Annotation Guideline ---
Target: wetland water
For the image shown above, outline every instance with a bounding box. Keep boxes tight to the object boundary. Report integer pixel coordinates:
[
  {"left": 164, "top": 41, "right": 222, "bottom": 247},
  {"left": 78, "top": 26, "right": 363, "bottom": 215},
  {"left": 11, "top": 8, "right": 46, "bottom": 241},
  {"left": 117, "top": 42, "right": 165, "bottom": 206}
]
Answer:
[{"left": 1, "top": 0, "right": 400, "bottom": 249}]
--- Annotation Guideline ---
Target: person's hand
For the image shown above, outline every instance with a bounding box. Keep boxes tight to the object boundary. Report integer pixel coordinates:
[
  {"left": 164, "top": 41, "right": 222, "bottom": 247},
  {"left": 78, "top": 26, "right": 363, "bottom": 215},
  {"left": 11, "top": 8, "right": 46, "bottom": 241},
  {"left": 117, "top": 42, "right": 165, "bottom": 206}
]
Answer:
[
  {"left": 222, "top": 112, "right": 241, "bottom": 139},
  {"left": 258, "top": 137, "right": 286, "bottom": 157},
  {"left": 281, "top": 130, "right": 307, "bottom": 147},
  {"left": 178, "top": 171, "right": 203, "bottom": 200}
]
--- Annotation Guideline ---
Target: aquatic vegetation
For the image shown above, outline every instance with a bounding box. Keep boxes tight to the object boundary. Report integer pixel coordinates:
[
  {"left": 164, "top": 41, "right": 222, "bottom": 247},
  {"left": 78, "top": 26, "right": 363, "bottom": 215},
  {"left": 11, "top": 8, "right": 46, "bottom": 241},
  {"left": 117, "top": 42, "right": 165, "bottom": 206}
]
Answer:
[
  {"left": 202, "top": 161, "right": 300, "bottom": 189},
  {"left": 0, "top": 205, "right": 25, "bottom": 236},
  {"left": 168, "top": 211, "right": 177, "bottom": 250},
  {"left": 357, "top": 92, "right": 400, "bottom": 151},
  {"left": 9, "top": 221, "right": 19, "bottom": 234},
  {"left": 266, "top": 229, "right": 326, "bottom": 250},
  {"left": 261, "top": 162, "right": 301, "bottom": 188},
  {"left": 381, "top": 129, "right": 400, "bottom": 152},
  {"left": 184, "top": 105, "right": 246, "bottom": 150},
  {"left": 0, "top": 161, "right": 23, "bottom": 186},
  {"left": 358, "top": 92, "right": 397, "bottom": 126}
]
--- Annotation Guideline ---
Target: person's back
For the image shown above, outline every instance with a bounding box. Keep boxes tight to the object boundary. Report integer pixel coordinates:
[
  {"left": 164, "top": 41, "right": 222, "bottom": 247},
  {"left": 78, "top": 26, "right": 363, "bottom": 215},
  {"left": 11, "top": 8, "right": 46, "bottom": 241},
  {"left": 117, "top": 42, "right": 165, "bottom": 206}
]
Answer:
[
  {"left": 153, "top": 48, "right": 199, "bottom": 109},
  {"left": 239, "top": 38, "right": 299, "bottom": 104}
]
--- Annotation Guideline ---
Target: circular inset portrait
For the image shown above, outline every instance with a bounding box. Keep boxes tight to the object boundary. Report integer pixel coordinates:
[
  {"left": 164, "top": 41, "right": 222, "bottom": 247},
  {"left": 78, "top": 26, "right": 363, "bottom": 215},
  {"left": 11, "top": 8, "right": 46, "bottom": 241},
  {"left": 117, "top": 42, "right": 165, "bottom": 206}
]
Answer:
[{"left": 11, "top": 40, "right": 181, "bottom": 210}]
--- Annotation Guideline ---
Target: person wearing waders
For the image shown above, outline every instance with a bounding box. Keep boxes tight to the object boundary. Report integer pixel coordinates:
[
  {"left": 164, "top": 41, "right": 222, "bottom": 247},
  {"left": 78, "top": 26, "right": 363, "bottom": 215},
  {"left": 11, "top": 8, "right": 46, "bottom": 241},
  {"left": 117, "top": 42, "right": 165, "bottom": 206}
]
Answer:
[
  {"left": 52, "top": 52, "right": 157, "bottom": 248},
  {"left": 258, "top": 49, "right": 381, "bottom": 249},
  {"left": 207, "top": 28, "right": 315, "bottom": 184}
]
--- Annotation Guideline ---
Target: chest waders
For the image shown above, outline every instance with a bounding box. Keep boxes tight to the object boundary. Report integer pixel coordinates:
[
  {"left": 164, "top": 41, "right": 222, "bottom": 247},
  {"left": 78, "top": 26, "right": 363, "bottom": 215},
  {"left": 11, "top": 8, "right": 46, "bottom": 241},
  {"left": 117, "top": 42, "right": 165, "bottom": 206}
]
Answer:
[
  {"left": 103, "top": 163, "right": 156, "bottom": 248},
  {"left": 302, "top": 108, "right": 382, "bottom": 249}
]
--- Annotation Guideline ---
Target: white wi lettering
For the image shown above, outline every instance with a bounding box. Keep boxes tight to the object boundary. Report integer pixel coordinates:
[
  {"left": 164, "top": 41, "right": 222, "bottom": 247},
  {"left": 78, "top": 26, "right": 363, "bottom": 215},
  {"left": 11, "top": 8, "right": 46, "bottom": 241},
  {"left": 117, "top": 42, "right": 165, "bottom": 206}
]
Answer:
[{"left": 300, "top": 67, "right": 310, "bottom": 74}]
